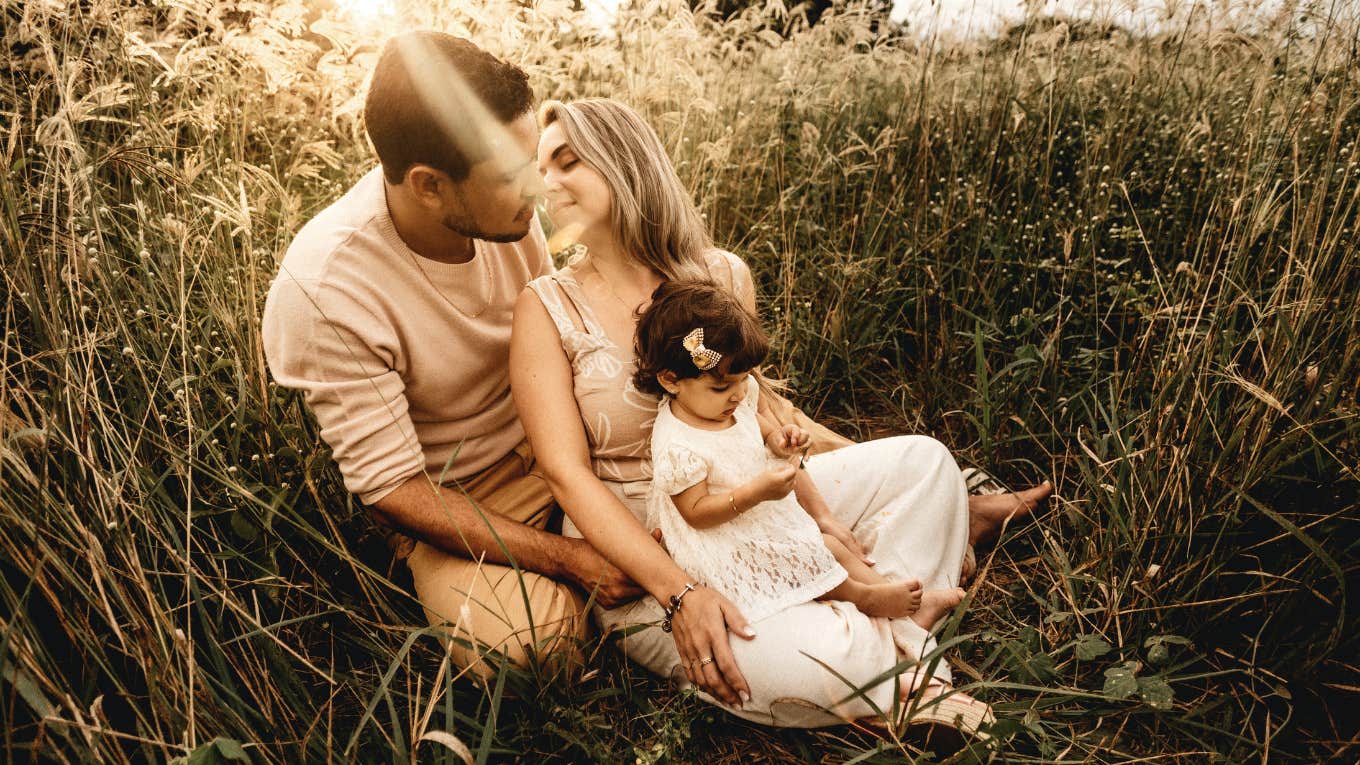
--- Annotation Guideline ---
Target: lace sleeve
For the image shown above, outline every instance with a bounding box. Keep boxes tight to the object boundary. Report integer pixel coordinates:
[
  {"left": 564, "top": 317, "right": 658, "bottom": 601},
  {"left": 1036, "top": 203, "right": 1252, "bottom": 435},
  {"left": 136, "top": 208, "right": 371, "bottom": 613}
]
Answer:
[{"left": 652, "top": 442, "right": 710, "bottom": 495}]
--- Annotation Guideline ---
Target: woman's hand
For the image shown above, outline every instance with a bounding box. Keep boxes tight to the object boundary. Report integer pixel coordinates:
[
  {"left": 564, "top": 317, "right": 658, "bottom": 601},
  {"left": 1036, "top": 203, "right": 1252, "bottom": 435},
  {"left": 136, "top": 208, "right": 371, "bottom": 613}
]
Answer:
[
  {"left": 765, "top": 423, "right": 811, "bottom": 459},
  {"left": 669, "top": 586, "right": 755, "bottom": 707}
]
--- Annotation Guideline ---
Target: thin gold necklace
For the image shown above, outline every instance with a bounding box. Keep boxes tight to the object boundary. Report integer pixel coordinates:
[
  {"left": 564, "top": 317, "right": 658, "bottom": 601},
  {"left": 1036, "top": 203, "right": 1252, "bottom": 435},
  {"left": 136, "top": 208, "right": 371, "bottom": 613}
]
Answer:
[
  {"left": 585, "top": 257, "right": 651, "bottom": 320},
  {"left": 407, "top": 240, "right": 492, "bottom": 318}
]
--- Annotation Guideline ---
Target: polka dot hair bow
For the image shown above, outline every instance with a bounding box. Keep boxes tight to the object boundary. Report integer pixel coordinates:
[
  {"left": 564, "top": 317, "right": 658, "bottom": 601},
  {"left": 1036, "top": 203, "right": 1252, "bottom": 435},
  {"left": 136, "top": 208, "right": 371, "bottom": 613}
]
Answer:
[{"left": 682, "top": 328, "right": 722, "bottom": 371}]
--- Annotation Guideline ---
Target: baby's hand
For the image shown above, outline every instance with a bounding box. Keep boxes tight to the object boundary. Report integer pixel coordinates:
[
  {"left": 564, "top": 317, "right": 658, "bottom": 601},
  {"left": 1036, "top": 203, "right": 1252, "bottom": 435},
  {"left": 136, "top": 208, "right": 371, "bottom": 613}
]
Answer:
[
  {"left": 766, "top": 424, "right": 811, "bottom": 458},
  {"left": 748, "top": 456, "right": 801, "bottom": 503}
]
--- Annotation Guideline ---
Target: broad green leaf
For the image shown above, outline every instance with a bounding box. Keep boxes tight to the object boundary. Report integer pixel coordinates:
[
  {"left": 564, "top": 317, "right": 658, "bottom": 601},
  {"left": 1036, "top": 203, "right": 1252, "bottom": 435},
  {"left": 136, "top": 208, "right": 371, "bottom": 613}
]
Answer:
[
  {"left": 1145, "top": 634, "right": 1191, "bottom": 666},
  {"left": 1147, "top": 641, "right": 1169, "bottom": 666},
  {"left": 1021, "top": 651, "right": 1058, "bottom": 683},
  {"left": 185, "top": 738, "right": 250, "bottom": 765},
  {"left": 1137, "top": 676, "right": 1175, "bottom": 709},
  {"left": 1074, "top": 634, "right": 1113, "bottom": 661},
  {"left": 1103, "top": 661, "right": 1140, "bottom": 699}
]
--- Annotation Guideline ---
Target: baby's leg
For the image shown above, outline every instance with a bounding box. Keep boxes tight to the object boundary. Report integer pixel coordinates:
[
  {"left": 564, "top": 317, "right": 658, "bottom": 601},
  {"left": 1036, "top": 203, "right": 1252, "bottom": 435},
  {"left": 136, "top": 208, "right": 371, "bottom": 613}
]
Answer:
[
  {"left": 820, "top": 535, "right": 923, "bottom": 618},
  {"left": 824, "top": 534, "right": 897, "bottom": 586},
  {"left": 821, "top": 535, "right": 966, "bottom": 628}
]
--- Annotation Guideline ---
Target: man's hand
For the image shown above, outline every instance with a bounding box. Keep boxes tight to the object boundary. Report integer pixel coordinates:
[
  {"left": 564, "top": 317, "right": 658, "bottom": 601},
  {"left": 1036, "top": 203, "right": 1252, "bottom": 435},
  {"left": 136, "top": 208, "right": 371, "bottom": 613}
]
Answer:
[
  {"left": 765, "top": 423, "right": 811, "bottom": 459},
  {"left": 560, "top": 537, "right": 646, "bottom": 609}
]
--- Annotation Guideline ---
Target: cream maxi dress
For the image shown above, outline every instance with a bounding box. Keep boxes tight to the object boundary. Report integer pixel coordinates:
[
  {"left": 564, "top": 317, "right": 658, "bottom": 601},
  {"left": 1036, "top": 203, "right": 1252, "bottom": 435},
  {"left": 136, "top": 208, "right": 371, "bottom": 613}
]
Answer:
[{"left": 525, "top": 252, "right": 970, "bottom": 727}]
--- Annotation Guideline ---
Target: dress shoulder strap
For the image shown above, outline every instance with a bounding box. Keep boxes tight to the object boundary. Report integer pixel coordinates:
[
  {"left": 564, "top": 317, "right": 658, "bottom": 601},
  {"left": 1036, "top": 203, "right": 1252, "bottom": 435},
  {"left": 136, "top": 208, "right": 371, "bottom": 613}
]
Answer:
[
  {"left": 548, "top": 270, "right": 612, "bottom": 334},
  {"left": 525, "top": 274, "right": 584, "bottom": 340},
  {"left": 701, "top": 248, "right": 749, "bottom": 297}
]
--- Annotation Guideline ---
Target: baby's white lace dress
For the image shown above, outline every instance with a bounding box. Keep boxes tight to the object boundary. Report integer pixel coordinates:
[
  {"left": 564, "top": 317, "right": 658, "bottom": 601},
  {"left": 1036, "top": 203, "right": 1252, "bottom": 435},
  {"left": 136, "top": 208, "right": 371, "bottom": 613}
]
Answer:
[{"left": 647, "top": 377, "right": 848, "bottom": 623}]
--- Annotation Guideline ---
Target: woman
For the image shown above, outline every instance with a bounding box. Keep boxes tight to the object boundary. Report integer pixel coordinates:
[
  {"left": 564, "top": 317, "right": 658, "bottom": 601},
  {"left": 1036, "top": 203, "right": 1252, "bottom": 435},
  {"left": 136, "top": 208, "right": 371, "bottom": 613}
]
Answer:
[{"left": 509, "top": 98, "right": 1048, "bottom": 728}]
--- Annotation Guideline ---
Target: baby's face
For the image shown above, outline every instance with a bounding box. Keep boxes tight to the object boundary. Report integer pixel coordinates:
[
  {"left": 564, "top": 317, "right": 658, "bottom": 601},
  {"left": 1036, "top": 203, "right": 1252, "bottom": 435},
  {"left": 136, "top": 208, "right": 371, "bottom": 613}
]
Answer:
[{"left": 668, "top": 371, "right": 750, "bottom": 425}]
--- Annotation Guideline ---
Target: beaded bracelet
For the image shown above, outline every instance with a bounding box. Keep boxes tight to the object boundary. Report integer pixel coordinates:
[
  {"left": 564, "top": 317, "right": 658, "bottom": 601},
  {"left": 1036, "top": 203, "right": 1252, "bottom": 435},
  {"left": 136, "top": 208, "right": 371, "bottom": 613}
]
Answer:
[{"left": 660, "top": 582, "right": 698, "bottom": 633}]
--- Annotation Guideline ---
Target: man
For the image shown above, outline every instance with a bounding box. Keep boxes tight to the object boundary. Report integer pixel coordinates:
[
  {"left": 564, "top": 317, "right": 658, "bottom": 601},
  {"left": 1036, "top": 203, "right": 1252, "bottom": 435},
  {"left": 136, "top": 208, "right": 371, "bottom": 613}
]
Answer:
[{"left": 262, "top": 31, "right": 638, "bottom": 678}]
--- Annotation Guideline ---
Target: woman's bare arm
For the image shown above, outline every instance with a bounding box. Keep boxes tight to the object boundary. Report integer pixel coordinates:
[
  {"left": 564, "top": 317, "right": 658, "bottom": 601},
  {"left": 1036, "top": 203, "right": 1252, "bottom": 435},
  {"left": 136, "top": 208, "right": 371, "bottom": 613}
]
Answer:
[{"left": 511, "top": 288, "right": 691, "bottom": 602}]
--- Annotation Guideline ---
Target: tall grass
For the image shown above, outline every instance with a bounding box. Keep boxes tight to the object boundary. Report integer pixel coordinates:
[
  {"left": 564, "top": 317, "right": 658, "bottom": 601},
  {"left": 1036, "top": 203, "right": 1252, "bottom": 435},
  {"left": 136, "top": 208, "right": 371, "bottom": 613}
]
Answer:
[{"left": 2, "top": 0, "right": 1356, "bottom": 761}]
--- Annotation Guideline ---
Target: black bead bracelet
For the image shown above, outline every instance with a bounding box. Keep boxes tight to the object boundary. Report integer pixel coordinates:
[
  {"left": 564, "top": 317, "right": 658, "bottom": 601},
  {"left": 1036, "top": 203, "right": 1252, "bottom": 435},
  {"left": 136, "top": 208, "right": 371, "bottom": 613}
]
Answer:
[{"left": 660, "top": 582, "right": 698, "bottom": 633}]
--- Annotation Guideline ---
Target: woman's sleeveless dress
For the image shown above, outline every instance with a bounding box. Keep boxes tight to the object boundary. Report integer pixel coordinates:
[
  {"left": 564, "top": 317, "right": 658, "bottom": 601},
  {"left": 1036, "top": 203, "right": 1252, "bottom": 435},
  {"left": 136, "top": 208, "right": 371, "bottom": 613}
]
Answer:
[{"left": 525, "top": 252, "right": 969, "bottom": 727}]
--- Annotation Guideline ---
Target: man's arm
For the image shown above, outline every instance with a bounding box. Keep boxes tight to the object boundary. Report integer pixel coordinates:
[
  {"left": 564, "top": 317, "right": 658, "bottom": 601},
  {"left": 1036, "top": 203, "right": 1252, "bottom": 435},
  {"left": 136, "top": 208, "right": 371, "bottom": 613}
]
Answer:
[
  {"left": 261, "top": 256, "right": 638, "bottom": 603},
  {"left": 372, "top": 475, "right": 644, "bottom": 607}
]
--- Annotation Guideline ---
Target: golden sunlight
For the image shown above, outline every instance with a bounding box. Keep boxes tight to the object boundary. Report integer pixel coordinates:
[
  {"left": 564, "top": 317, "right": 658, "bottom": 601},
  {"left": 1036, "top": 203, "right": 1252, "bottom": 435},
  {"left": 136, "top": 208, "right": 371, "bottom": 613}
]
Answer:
[{"left": 334, "top": 0, "right": 397, "bottom": 21}]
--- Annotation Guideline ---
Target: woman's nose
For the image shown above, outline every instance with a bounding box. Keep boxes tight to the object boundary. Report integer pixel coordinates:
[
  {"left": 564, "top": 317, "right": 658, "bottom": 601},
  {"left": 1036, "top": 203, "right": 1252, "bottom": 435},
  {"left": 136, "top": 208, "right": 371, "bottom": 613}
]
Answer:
[{"left": 524, "top": 168, "right": 548, "bottom": 197}]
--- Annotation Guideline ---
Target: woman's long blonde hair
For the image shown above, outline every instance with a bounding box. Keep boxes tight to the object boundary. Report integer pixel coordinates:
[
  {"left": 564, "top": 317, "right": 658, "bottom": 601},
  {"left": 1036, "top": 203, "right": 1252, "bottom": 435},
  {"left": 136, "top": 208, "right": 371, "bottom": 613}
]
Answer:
[{"left": 539, "top": 98, "right": 712, "bottom": 281}]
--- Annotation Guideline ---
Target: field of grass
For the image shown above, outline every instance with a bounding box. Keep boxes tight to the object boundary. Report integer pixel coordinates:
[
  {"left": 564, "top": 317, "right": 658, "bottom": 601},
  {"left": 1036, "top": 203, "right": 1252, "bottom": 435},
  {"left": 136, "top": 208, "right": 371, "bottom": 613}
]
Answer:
[{"left": 2, "top": 0, "right": 1357, "bottom": 761}]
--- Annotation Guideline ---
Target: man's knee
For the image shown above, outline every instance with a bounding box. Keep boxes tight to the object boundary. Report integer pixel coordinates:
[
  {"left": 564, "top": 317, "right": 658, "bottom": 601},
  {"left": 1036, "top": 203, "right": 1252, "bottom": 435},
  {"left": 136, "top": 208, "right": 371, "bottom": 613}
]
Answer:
[
  {"left": 479, "top": 572, "right": 589, "bottom": 676},
  {"left": 410, "top": 550, "right": 589, "bottom": 677}
]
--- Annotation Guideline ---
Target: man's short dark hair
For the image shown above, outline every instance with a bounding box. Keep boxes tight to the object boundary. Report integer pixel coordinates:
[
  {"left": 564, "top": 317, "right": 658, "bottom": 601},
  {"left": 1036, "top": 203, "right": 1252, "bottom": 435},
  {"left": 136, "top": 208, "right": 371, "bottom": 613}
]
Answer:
[{"left": 364, "top": 31, "right": 534, "bottom": 184}]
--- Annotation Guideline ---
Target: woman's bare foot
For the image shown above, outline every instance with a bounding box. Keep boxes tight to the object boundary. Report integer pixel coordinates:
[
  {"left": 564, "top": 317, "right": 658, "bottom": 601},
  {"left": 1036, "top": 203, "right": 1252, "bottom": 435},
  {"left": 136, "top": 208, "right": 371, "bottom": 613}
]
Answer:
[
  {"left": 848, "top": 579, "right": 923, "bottom": 618},
  {"left": 960, "top": 545, "right": 977, "bottom": 585},
  {"left": 910, "top": 587, "right": 966, "bottom": 630},
  {"left": 968, "top": 480, "right": 1052, "bottom": 547}
]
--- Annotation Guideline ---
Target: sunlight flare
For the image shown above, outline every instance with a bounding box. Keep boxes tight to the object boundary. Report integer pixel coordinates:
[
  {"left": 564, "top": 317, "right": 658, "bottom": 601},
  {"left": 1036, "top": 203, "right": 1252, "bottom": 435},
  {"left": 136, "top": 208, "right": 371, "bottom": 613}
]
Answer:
[{"left": 334, "top": 0, "right": 397, "bottom": 22}]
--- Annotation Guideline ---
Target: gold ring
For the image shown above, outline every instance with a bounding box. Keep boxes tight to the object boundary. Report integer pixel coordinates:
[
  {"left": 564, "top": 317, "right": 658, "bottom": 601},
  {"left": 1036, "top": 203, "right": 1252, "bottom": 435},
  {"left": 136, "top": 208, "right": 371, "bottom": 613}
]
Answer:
[{"left": 700, "top": 657, "right": 714, "bottom": 666}]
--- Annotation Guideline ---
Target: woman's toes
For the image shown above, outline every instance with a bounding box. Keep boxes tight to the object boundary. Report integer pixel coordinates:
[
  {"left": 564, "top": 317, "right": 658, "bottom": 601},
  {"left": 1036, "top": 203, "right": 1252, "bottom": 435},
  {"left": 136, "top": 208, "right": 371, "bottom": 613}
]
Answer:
[
  {"left": 1014, "top": 481, "right": 1053, "bottom": 513},
  {"left": 960, "top": 545, "right": 977, "bottom": 584}
]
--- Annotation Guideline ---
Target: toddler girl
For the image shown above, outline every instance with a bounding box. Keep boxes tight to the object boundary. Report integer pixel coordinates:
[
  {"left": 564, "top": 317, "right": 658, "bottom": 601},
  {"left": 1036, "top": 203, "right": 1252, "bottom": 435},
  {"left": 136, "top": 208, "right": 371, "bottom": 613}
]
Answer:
[{"left": 635, "top": 280, "right": 964, "bottom": 628}]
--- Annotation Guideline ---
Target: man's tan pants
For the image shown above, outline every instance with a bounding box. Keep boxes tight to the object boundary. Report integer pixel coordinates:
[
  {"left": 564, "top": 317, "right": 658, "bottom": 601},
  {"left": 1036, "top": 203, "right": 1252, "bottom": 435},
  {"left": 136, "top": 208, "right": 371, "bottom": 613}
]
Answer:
[{"left": 398, "top": 441, "right": 588, "bottom": 680}]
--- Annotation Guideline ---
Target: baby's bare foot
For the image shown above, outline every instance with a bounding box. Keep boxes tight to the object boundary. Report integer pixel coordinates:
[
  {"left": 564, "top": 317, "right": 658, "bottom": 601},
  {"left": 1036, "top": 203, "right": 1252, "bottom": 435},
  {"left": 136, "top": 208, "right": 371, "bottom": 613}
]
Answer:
[
  {"left": 856, "top": 579, "right": 923, "bottom": 618},
  {"left": 910, "top": 587, "right": 966, "bottom": 630},
  {"left": 968, "top": 481, "right": 1053, "bottom": 547}
]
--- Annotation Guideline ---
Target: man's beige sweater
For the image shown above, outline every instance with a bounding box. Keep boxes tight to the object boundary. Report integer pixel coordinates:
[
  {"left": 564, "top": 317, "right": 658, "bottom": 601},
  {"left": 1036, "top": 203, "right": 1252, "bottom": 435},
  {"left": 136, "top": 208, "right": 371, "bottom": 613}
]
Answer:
[{"left": 262, "top": 168, "right": 551, "bottom": 504}]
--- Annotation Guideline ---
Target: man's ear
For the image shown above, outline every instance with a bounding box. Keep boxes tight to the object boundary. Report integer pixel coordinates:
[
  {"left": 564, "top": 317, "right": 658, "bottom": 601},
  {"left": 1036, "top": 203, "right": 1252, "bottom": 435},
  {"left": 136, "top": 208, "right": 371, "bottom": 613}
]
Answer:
[
  {"left": 405, "top": 165, "right": 445, "bottom": 207},
  {"left": 657, "top": 370, "right": 680, "bottom": 395}
]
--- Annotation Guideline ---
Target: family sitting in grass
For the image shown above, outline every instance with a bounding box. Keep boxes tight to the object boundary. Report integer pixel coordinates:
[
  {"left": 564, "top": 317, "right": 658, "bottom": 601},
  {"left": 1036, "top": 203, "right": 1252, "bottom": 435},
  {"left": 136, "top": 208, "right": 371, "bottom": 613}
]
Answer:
[{"left": 262, "top": 30, "right": 1050, "bottom": 738}]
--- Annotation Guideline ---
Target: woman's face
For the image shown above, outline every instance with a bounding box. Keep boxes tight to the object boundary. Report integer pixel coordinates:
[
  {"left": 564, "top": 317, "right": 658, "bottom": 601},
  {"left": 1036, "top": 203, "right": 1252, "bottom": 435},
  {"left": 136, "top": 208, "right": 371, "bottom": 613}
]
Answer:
[{"left": 537, "top": 121, "right": 613, "bottom": 240}]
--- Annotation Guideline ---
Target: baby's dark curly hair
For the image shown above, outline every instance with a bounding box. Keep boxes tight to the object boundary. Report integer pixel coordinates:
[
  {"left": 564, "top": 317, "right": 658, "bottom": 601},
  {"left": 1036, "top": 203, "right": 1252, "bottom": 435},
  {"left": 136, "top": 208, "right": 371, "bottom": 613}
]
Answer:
[{"left": 632, "top": 280, "right": 769, "bottom": 396}]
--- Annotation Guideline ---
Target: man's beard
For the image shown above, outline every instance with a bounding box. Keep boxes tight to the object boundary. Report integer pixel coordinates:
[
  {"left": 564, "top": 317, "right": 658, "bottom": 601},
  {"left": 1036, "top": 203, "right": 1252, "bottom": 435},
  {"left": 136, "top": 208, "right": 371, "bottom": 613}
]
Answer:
[{"left": 441, "top": 210, "right": 530, "bottom": 244}]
